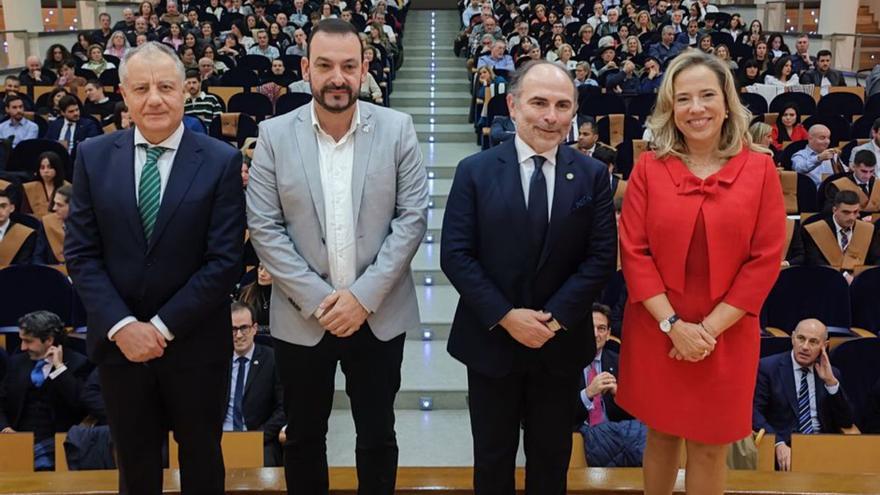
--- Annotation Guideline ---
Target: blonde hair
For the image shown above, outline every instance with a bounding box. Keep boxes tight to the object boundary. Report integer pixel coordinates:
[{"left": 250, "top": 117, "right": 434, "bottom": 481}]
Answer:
[
  {"left": 748, "top": 121, "right": 774, "bottom": 156},
  {"left": 647, "top": 49, "right": 756, "bottom": 160}
]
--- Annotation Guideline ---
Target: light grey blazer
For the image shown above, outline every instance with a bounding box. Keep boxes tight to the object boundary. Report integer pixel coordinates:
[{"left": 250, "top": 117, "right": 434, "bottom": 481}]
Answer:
[{"left": 245, "top": 102, "right": 428, "bottom": 346}]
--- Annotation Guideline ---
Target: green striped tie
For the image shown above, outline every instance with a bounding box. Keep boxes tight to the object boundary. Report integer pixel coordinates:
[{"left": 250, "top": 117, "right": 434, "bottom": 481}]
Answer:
[{"left": 138, "top": 145, "right": 167, "bottom": 240}]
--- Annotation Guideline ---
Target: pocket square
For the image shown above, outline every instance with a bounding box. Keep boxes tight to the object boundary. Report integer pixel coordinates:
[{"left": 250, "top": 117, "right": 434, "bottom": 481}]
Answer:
[{"left": 571, "top": 195, "right": 592, "bottom": 211}]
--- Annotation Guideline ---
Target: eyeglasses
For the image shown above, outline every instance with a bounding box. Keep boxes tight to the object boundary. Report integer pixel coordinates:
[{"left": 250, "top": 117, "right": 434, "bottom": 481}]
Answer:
[{"left": 232, "top": 324, "right": 255, "bottom": 334}]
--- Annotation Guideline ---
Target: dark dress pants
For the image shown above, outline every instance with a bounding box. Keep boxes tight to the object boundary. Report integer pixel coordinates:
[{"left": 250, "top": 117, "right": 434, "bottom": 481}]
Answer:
[
  {"left": 467, "top": 361, "right": 580, "bottom": 495},
  {"left": 274, "top": 326, "right": 405, "bottom": 495},
  {"left": 99, "top": 359, "right": 229, "bottom": 495}
]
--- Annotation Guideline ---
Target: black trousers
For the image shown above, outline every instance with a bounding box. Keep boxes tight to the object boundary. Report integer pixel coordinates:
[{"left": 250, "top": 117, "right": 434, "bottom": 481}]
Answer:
[
  {"left": 274, "top": 327, "right": 405, "bottom": 495},
  {"left": 99, "top": 360, "right": 229, "bottom": 495},
  {"left": 467, "top": 363, "right": 580, "bottom": 495}
]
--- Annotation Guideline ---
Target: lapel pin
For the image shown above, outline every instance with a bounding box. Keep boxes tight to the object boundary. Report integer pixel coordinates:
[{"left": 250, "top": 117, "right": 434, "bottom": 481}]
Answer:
[
  {"left": 566, "top": 172, "right": 574, "bottom": 180},
  {"left": 253, "top": 360, "right": 259, "bottom": 365},
  {"left": 363, "top": 124, "right": 371, "bottom": 133}
]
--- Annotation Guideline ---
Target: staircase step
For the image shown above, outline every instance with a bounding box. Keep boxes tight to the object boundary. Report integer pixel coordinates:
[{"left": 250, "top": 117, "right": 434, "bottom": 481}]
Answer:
[{"left": 394, "top": 78, "right": 472, "bottom": 92}]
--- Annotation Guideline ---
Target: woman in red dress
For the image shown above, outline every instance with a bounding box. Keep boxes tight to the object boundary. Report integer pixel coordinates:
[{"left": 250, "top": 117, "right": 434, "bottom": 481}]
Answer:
[{"left": 618, "top": 51, "right": 786, "bottom": 494}]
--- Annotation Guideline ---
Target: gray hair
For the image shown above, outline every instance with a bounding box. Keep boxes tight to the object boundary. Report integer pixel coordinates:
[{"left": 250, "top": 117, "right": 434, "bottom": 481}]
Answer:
[
  {"left": 19, "top": 311, "right": 65, "bottom": 343},
  {"left": 662, "top": 25, "right": 675, "bottom": 36},
  {"left": 119, "top": 41, "right": 185, "bottom": 87},
  {"left": 509, "top": 59, "right": 578, "bottom": 103}
]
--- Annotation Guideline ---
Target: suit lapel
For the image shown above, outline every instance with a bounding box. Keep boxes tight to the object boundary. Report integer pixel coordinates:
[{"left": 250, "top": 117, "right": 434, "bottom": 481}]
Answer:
[
  {"left": 112, "top": 130, "right": 148, "bottom": 250},
  {"left": 779, "top": 354, "right": 799, "bottom": 418},
  {"left": 294, "top": 110, "right": 326, "bottom": 235},
  {"left": 498, "top": 141, "right": 528, "bottom": 242},
  {"left": 352, "top": 104, "right": 375, "bottom": 226},
  {"left": 147, "top": 129, "right": 203, "bottom": 253},
  {"left": 243, "top": 346, "right": 262, "bottom": 398},
  {"left": 536, "top": 147, "right": 576, "bottom": 272}
]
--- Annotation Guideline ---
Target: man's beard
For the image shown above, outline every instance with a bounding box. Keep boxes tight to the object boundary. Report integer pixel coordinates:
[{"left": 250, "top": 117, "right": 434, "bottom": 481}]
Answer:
[{"left": 313, "top": 83, "right": 356, "bottom": 114}]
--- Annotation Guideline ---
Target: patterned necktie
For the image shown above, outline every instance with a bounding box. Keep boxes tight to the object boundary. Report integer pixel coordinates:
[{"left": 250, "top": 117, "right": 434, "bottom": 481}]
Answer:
[
  {"left": 232, "top": 356, "right": 248, "bottom": 431},
  {"left": 586, "top": 359, "right": 605, "bottom": 426},
  {"left": 527, "top": 156, "right": 549, "bottom": 258},
  {"left": 63, "top": 123, "right": 74, "bottom": 155},
  {"left": 30, "top": 359, "right": 47, "bottom": 388},
  {"left": 797, "top": 367, "right": 814, "bottom": 434},
  {"left": 138, "top": 145, "right": 167, "bottom": 240},
  {"left": 840, "top": 227, "right": 850, "bottom": 253}
]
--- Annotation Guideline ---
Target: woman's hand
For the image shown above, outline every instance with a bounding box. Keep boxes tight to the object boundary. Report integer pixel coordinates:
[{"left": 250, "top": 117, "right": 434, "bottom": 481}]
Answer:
[{"left": 667, "top": 321, "right": 716, "bottom": 362}]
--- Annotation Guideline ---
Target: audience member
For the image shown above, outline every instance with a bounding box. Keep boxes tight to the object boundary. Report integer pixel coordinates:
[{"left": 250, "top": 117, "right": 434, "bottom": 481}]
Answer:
[
  {"left": 753, "top": 318, "right": 855, "bottom": 471},
  {"left": 824, "top": 150, "right": 879, "bottom": 214},
  {"left": 22, "top": 151, "right": 70, "bottom": 218},
  {"left": 81, "top": 44, "right": 117, "bottom": 77},
  {"left": 648, "top": 25, "right": 683, "bottom": 64},
  {"left": 593, "top": 145, "right": 628, "bottom": 202},
  {"left": 0, "top": 311, "right": 91, "bottom": 470},
  {"left": 91, "top": 12, "right": 113, "bottom": 46},
  {"left": 238, "top": 264, "right": 273, "bottom": 328},
  {"left": 83, "top": 80, "right": 117, "bottom": 125},
  {"left": 19, "top": 55, "right": 57, "bottom": 85},
  {"left": 248, "top": 30, "right": 281, "bottom": 59},
  {"left": 183, "top": 70, "right": 223, "bottom": 127},
  {"left": 801, "top": 190, "right": 880, "bottom": 277},
  {"left": 0, "top": 189, "right": 36, "bottom": 267},
  {"left": 850, "top": 117, "right": 880, "bottom": 172},
  {"left": 34, "top": 183, "right": 71, "bottom": 267},
  {"left": 477, "top": 40, "right": 515, "bottom": 72},
  {"left": 800, "top": 50, "right": 845, "bottom": 95},
  {"left": 790, "top": 34, "right": 816, "bottom": 74},
  {"left": 46, "top": 95, "right": 101, "bottom": 158},
  {"left": 792, "top": 124, "right": 840, "bottom": 188},
  {"left": 770, "top": 103, "right": 808, "bottom": 151},
  {"left": 572, "top": 117, "right": 600, "bottom": 157},
  {"left": 764, "top": 57, "right": 799, "bottom": 88},
  {"left": 749, "top": 121, "right": 774, "bottom": 149},
  {"left": 0, "top": 95, "right": 38, "bottom": 148}
]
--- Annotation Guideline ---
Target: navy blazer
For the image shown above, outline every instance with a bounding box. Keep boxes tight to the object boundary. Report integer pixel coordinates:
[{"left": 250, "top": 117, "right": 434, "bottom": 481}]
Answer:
[
  {"left": 441, "top": 139, "right": 617, "bottom": 378},
  {"left": 752, "top": 351, "right": 855, "bottom": 445},
  {"left": 65, "top": 128, "right": 246, "bottom": 367},
  {"left": 46, "top": 117, "right": 101, "bottom": 155},
  {"left": 573, "top": 348, "right": 633, "bottom": 428}
]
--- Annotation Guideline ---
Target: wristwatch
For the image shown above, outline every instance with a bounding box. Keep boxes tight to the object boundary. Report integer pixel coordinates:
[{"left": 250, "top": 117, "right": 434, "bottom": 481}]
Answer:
[{"left": 659, "top": 314, "right": 680, "bottom": 333}]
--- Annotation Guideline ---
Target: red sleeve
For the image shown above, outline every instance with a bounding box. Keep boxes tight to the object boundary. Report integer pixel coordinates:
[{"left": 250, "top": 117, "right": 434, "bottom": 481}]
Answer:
[
  {"left": 793, "top": 125, "right": 809, "bottom": 142},
  {"left": 619, "top": 153, "right": 667, "bottom": 303},
  {"left": 723, "top": 155, "right": 786, "bottom": 315},
  {"left": 770, "top": 125, "right": 781, "bottom": 150}
]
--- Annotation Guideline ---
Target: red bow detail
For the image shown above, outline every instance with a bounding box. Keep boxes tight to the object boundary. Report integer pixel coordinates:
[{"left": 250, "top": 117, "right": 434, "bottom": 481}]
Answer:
[{"left": 678, "top": 175, "right": 720, "bottom": 196}]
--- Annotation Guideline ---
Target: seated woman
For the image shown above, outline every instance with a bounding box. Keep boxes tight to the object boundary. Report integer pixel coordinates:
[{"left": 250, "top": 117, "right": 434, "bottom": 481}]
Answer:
[
  {"left": 238, "top": 264, "right": 273, "bottom": 328},
  {"left": 22, "top": 151, "right": 70, "bottom": 218},
  {"left": 359, "top": 48, "right": 384, "bottom": 104},
  {"left": 770, "top": 103, "right": 808, "bottom": 150},
  {"left": 764, "top": 57, "right": 799, "bottom": 88},
  {"left": 81, "top": 44, "right": 116, "bottom": 77},
  {"left": 736, "top": 59, "right": 763, "bottom": 89},
  {"left": 34, "top": 184, "right": 72, "bottom": 270}
]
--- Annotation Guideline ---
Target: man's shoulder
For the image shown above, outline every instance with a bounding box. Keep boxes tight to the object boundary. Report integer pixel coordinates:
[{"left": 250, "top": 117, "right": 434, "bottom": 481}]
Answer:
[
  {"left": 363, "top": 103, "right": 411, "bottom": 128},
  {"left": 77, "top": 128, "right": 126, "bottom": 156},
  {"left": 759, "top": 351, "right": 788, "bottom": 372}
]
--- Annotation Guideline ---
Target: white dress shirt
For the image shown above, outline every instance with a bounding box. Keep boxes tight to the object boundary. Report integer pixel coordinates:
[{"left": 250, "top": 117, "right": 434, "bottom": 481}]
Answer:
[
  {"left": 59, "top": 120, "right": 77, "bottom": 142},
  {"left": 311, "top": 102, "right": 359, "bottom": 291},
  {"left": 789, "top": 352, "right": 839, "bottom": 438},
  {"left": 223, "top": 344, "right": 256, "bottom": 431},
  {"left": 515, "top": 135, "right": 557, "bottom": 222},
  {"left": 34, "top": 357, "right": 68, "bottom": 380},
  {"left": 0, "top": 219, "right": 9, "bottom": 242},
  {"left": 106, "top": 123, "right": 185, "bottom": 342}
]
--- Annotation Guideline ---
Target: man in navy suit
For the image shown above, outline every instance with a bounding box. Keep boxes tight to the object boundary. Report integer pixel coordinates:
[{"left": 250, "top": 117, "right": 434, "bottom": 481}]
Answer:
[
  {"left": 441, "top": 60, "right": 617, "bottom": 495},
  {"left": 753, "top": 318, "right": 855, "bottom": 471},
  {"left": 65, "top": 42, "right": 245, "bottom": 495},
  {"left": 45, "top": 95, "right": 101, "bottom": 159}
]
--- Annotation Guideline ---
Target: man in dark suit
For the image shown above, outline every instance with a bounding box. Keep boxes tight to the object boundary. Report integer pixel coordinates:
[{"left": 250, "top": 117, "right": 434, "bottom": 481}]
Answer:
[
  {"left": 46, "top": 95, "right": 101, "bottom": 160},
  {"left": 0, "top": 311, "right": 91, "bottom": 470},
  {"left": 823, "top": 150, "right": 879, "bottom": 215},
  {"left": 65, "top": 41, "right": 245, "bottom": 495},
  {"left": 800, "top": 50, "right": 846, "bottom": 88},
  {"left": 441, "top": 60, "right": 617, "bottom": 495},
  {"left": 801, "top": 190, "right": 880, "bottom": 279},
  {"left": 225, "top": 301, "right": 286, "bottom": 467},
  {"left": 753, "top": 318, "right": 855, "bottom": 471},
  {"left": 0, "top": 189, "right": 36, "bottom": 267},
  {"left": 573, "top": 303, "right": 631, "bottom": 428}
]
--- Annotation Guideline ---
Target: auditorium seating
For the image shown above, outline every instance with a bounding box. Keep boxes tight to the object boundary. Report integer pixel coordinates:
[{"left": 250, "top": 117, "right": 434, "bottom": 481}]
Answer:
[
  {"left": 169, "top": 432, "right": 264, "bottom": 469},
  {"left": 0, "top": 433, "right": 34, "bottom": 472},
  {"left": 791, "top": 434, "right": 880, "bottom": 475},
  {"left": 0, "top": 265, "right": 74, "bottom": 333},
  {"left": 829, "top": 338, "right": 880, "bottom": 431},
  {"left": 761, "top": 266, "right": 852, "bottom": 335}
]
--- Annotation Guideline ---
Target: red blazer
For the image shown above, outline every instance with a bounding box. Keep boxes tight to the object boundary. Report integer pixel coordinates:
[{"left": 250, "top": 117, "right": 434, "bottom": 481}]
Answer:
[
  {"left": 770, "top": 123, "right": 809, "bottom": 151},
  {"left": 619, "top": 147, "right": 786, "bottom": 314}
]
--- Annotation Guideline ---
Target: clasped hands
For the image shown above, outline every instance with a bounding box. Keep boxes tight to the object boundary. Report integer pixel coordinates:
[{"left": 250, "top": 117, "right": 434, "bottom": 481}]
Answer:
[
  {"left": 315, "top": 289, "right": 369, "bottom": 338},
  {"left": 667, "top": 320, "right": 717, "bottom": 362},
  {"left": 500, "top": 308, "right": 558, "bottom": 349},
  {"left": 114, "top": 322, "right": 167, "bottom": 363}
]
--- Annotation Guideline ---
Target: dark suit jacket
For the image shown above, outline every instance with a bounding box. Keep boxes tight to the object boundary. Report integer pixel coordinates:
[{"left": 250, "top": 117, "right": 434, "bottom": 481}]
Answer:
[
  {"left": 785, "top": 223, "right": 805, "bottom": 266},
  {"left": 0, "top": 349, "right": 91, "bottom": 432},
  {"left": 823, "top": 174, "right": 876, "bottom": 213},
  {"left": 3, "top": 219, "right": 36, "bottom": 265},
  {"left": 800, "top": 68, "right": 845, "bottom": 87},
  {"left": 228, "top": 344, "right": 286, "bottom": 466},
  {"left": 801, "top": 215, "right": 880, "bottom": 267},
  {"left": 46, "top": 117, "right": 101, "bottom": 155},
  {"left": 752, "top": 352, "right": 854, "bottom": 445},
  {"left": 442, "top": 139, "right": 617, "bottom": 378},
  {"left": 573, "top": 348, "right": 632, "bottom": 428},
  {"left": 864, "top": 377, "right": 880, "bottom": 434},
  {"left": 65, "top": 128, "right": 246, "bottom": 367},
  {"left": 489, "top": 117, "right": 515, "bottom": 146}
]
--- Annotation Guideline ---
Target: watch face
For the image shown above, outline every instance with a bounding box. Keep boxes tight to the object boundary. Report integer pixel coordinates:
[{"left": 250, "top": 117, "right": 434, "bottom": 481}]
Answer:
[{"left": 660, "top": 320, "right": 671, "bottom": 333}]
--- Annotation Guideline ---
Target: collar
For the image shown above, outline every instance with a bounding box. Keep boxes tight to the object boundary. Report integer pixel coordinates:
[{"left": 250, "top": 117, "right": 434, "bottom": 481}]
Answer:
[
  {"left": 5, "top": 117, "right": 24, "bottom": 127},
  {"left": 0, "top": 219, "right": 9, "bottom": 235},
  {"left": 189, "top": 91, "right": 207, "bottom": 100},
  {"left": 514, "top": 135, "right": 557, "bottom": 166},
  {"left": 832, "top": 216, "right": 851, "bottom": 234},
  {"left": 594, "top": 348, "right": 604, "bottom": 362},
  {"left": 64, "top": 119, "right": 77, "bottom": 127},
  {"left": 310, "top": 101, "right": 360, "bottom": 142},
  {"left": 790, "top": 351, "right": 813, "bottom": 373},
  {"left": 134, "top": 122, "right": 185, "bottom": 150},
  {"left": 97, "top": 97, "right": 109, "bottom": 104},
  {"left": 234, "top": 344, "right": 256, "bottom": 361}
]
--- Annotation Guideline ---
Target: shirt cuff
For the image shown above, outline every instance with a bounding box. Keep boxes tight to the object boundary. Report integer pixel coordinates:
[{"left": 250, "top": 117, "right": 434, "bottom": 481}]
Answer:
[
  {"left": 580, "top": 389, "right": 595, "bottom": 410},
  {"left": 49, "top": 365, "right": 67, "bottom": 380},
  {"left": 151, "top": 315, "right": 174, "bottom": 341},
  {"left": 107, "top": 316, "right": 137, "bottom": 341},
  {"left": 825, "top": 382, "right": 840, "bottom": 395}
]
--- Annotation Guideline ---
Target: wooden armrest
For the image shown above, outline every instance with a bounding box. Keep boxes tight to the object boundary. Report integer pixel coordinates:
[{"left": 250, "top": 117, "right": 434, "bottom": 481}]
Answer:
[
  {"left": 765, "top": 327, "right": 788, "bottom": 337},
  {"left": 754, "top": 428, "right": 766, "bottom": 445},
  {"left": 850, "top": 327, "right": 877, "bottom": 338},
  {"left": 482, "top": 127, "right": 490, "bottom": 136},
  {"left": 841, "top": 425, "right": 862, "bottom": 435}
]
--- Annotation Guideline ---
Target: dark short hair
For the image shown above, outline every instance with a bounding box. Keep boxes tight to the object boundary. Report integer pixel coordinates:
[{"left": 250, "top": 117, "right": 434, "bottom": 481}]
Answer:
[
  {"left": 4, "top": 75, "right": 20, "bottom": 84},
  {"left": 58, "top": 95, "right": 80, "bottom": 112},
  {"left": 592, "top": 303, "right": 611, "bottom": 322},
  {"left": 834, "top": 190, "right": 860, "bottom": 207},
  {"left": 307, "top": 18, "right": 361, "bottom": 58},
  {"left": 185, "top": 69, "right": 200, "bottom": 80},
  {"left": 578, "top": 115, "right": 596, "bottom": 132},
  {"left": 816, "top": 49, "right": 832, "bottom": 59},
  {"left": 592, "top": 145, "right": 617, "bottom": 167},
  {"left": 872, "top": 116, "right": 880, "bottom": 132},
  {"left": 4, "top": 94, "right": 23, "bottom": 108},
  {"left": 853, "top": 149, "right": 877, "bottom": 168},
  {"left": 231, "top": 300, "right": 256, "bottom": 323},
  {"left": 0, "top": 189, "right": 11, "bottom": 202},
  {"left": 19, "top": 310, "right": 66, "bottom": 344},
  {"left": 62, "top": 59, "right": 78, "bottom": 70},
  {"left": 85, "top": 79, "right": 103, "bottom": 89}
]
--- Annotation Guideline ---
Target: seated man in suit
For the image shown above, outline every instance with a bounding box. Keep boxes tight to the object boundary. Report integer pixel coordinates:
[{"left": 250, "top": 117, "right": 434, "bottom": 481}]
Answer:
[
  {"left": 46, "top": 95, "right": 101, "bottom": 159},
  {"left": 574, "top": 303, "right": 632, "bottom": 429},
  {"left": 802, "top": 190, "right": 880, "bottom": 280},
  {"left": 225, "top": 301, "right": 286, "bottom": 467},
  {"left": 591, "top": 145, "right": 627, "bottom": 203},
  {"left": 0, "top": 311, "right": 91, "bottom": 470},
  {"left": 82, "top": 80, "right": 117, "bottom": 126},
  {"left": 34, "top": 183, "right": 71, "bottom": 268},
  {"left": 0, "top": 189, "right": 36, "bottom": 267},
  {"left": 782, "top": 217, "right": 805, "bottom": 267},
  {"left": 850, "top": 117, "right": 880, "bottom": 170},
  {"left": 489, "top": 115, "right": 515, "bottom": 146},
  {"left": 824, "top": 150, "right": 879, "bottom": 216},
  {"left": 572, "top": 116, "right": 599, "bottom": 157},
  {"left": 800, "top": 50, "right": 846, "bottom": 95},
  {"left": 792, "top": 124, "right": 842, "bottom": 188},
  {"left": 753, "top": 318, "right": 855, "bottom": 471}
]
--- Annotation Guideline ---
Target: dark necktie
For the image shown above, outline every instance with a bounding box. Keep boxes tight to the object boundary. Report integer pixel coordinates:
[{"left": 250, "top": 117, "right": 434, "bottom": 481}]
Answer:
[
  {"left": 30, "top": 359, "right": 47, "bottom": 388},
  {"left": 860, "top": 182, "right": 870, "bottom": 195},
  {"left": 63, "top": 123, "right": 74, "bottom": 155},
  {"left": 840, "top": 227, "right": 850, "bottom": 253},
  {"left": 232, "top": 356, "right": 248, "bottom": 431},
  {"left": 797, "top": 367, "right": 815, "bottom": 434},
  {"left": 527, "top": 156, "right": 549, "bottom": 256}
]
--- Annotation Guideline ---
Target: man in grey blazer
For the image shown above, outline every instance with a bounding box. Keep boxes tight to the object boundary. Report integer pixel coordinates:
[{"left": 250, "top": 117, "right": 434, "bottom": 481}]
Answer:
[{"left": 245, "top": 19, "right": 428, "bottom": 495}]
